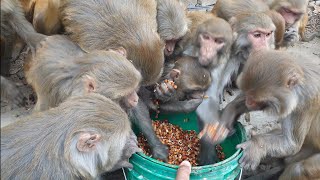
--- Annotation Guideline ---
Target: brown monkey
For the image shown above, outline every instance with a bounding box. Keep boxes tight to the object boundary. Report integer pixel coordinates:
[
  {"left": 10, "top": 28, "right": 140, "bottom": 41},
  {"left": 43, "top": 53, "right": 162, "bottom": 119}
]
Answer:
[
  {"left": 155, "top": 0, "right": 190, "bottom": 57},
  {"left": 133, "top": 56, "right": 212, "bottom": 161},
  {"left": 153, "top": 56, "right": 212, "bottom": 113},
  {"left": 61, "top": 0, "right": 165, "bottom": 86},
  {"left": 264, "top": 0, "right": 309, "bottom": 46},
  {"left": 216, "top": 49, "right": 320, "bottom": 179},
  {"left": 2, "top": 0, "right": 141, "bottom": 112},
  {"left": 1, "top": 93, "right": 141, "bottom": 179},
  {"left": 212, "top": 0, "right": 286, "bottom": 49},
  {"left": 197, "top": 13, "right": 276, "bottom": 165}
]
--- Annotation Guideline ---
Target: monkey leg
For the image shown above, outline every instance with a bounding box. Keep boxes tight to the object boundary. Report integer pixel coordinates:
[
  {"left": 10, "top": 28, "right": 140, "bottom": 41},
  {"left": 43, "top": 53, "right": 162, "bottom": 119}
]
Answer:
[
  {"left": 279, "top": 153, "right": 320, "bottom": 180},
  {"left": 131, "top": 101, "right": 169, "bottom": 161},
  {"left": 284, "top": 145, "right": 318, "bottom": 165}
]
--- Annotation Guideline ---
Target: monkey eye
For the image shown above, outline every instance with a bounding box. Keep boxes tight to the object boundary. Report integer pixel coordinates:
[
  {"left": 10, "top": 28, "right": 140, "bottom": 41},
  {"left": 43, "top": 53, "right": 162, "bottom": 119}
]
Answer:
[
  {"left": 253, "top": 33, "right": 262, "bottom": 38},
  {"left": 266, "top": 32, "right": 273, "bottom": 37},
  {"left": 283, "top": 8, "right": 291, "bottom": 13},
  {"left": 215, "top": 39, "right": 224, "bottom": 44},
  {"left": 202, "top": 34, "right": 211, "bottom": 40}
]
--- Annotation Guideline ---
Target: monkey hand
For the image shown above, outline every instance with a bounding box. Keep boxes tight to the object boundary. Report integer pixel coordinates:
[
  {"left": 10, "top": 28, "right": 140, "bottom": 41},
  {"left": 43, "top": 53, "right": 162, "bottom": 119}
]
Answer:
[
  {"left": 198, "top": 122, "right": 229, "bottom": 144},
  {"left": 155, "top": 81, "right": 177, "bottom": 102},
  {"left": 152, "top": 142, "right": 169, "bottom": 162},
  {"left": 283, "top": 27, "right": 299, "bottom": 47},
  {"left": 112, "top": 131, "right": 142, "bottom": 171},
  {"left": 236, "top": 139, "right": 266, "bottom": 170}
]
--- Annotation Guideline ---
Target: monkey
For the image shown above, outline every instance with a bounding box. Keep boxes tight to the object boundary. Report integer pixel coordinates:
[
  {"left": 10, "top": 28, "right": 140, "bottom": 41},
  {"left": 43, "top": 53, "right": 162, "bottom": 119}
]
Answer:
[
  {"left": 1, "top": 93, "right": 142, "bottom": 179},
  {"left": 212, "top": 0, "right": 286, "bottom": 49},
  {"left": 155, "top": 0, "right": 190, "bottom": 57},
  {"left": 197, "top": 13, "right": 276, "bottom": 165},
  {"left": 2, "top": 0, "right": 142, "bottom": 112},
  {"left": 61, "top": 0, "right": 165, "bottom": 86},
  {"left": 132, "top": 56, "right": 212, "bottom": 162},
  {"left": 266, "top": 0, "right": 309, "bottom": 46},
  {"left": 211, "top": 49, "right": 320, "bottom": 180}
]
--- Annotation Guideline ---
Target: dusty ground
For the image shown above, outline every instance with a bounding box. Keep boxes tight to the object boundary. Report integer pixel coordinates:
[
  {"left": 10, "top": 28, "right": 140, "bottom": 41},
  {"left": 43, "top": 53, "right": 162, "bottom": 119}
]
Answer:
[{"left": 1, "top": 1, "right": 319, "bottom": 179}]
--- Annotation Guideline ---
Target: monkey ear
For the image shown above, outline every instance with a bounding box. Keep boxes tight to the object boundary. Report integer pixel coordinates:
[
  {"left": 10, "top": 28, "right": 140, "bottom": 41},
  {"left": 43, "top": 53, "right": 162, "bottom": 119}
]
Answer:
[
  {"left": 170, "top": 69, "right": 181, "bottom": 80},
  {"left": 113, "top": 47, "right": 127, "bottom": 57},
  {"left": 229, "top": 17, "right": 238, "bottom": 29},
  {"left": 76, "top": 132, "right": 102, "bottom": 152},
  {"left": 286, "top": 73, "right": 300, "bottom": 88},
  {"left": 83, "top": 75, "right": 97, "bottom": 93}
]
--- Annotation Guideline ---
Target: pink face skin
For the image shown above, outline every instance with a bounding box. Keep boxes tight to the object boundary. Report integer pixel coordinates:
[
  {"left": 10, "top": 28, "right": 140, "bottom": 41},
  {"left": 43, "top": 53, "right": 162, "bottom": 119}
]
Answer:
[
  {"left": 164, "top": 39, "right": 178, "bottom": 56},
  {"left": 245, "top": 95, "right": 263, "bottom": 110},
  {"left": 248, "top": 29, "right": 273, "bottom": 50},
  {"left": 278, "top": 7, "right": 303, "bottom": 27},
  {"left": 125, "top": 91, "right": 139, "bottom": 109},
  {"left": 198, "top": 33, "right": 225, "bottom": 66}
]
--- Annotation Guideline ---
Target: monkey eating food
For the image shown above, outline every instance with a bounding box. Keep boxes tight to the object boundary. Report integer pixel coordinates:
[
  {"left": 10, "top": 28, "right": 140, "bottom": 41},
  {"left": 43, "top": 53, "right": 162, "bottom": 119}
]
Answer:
[{"left": 1, "top": 93, "right": 141, "bottom": 179}]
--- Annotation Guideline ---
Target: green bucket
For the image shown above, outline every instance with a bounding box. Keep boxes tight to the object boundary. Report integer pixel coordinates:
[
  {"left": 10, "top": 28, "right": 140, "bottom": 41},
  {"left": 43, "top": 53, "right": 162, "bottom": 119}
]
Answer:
[{"left": 125, "top": 111, "right": 246, "bottom": 180}]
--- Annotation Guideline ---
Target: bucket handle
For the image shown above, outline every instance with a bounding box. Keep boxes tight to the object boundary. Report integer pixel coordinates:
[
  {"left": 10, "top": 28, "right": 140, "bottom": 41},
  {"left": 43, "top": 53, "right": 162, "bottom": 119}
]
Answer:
[{"left": 238, "top": 168, "right": 243, "bottom": 180}]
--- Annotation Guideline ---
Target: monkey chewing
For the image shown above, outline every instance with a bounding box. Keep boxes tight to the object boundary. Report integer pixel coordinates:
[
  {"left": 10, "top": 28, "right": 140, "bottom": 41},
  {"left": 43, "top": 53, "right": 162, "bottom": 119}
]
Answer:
[{"left": 1, "top": 93, "right": 141, "bottom": 179}]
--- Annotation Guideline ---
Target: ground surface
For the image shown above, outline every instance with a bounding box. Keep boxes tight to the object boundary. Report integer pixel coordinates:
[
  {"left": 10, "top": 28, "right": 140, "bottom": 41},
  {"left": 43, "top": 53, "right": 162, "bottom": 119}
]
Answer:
[{"left": 1, "top": 1, "right": 319, "bottom": 179}]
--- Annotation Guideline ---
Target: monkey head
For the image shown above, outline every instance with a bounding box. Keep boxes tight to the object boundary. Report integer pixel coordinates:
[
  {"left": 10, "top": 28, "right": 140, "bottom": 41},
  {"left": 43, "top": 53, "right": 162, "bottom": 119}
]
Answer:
[
  {"left": 230, "top": 13, "right": 276, "bottom": 60},
  {"left": 156, "top": 0, "right": 190, "bottom": 56},
  {"left": 195, "top": 16, "right": 233, "bottom": 68},
  {"left": 237, "top": 50, "right": 304, "bottom": 118},
  {"left": 270, "top": 0, "right": 307, "bottom": 27},
  {"left": 171, "top": 56, "right": 212, "bottom": 100},
  {"left": 79, "top": 50, "right": 142, "bottom": 110}
]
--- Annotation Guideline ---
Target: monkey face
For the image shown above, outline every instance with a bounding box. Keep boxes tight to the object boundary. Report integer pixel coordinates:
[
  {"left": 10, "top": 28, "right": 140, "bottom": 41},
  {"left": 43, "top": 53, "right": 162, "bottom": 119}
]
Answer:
[
  {"left": 121, "top": 91, "right": 139, "bottom": 109},
  {"left": 278, "top": 7, "right": 304, "bottom": 27},
  {"left": 248, "top": 30, "right": 274, "bottom": 50}
]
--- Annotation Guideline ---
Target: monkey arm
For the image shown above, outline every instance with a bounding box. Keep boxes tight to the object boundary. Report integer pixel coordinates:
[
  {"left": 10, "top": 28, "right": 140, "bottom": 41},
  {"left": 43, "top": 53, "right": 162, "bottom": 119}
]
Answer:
[
  {"left": 158, "top": 99, "right": 203, "bottom": 114},
  {"left": 237, "top": 114, "right": 312, "bottom": 170},
  {"left": 130, "top": 101, "right": 169, "bottom": 161}
]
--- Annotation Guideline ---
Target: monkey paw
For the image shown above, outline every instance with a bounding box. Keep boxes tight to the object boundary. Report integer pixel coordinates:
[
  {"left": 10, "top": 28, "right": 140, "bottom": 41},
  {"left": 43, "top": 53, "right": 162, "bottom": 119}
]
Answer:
[
  {"left": 236, "top": 140, "right": 265, "bottom": 170},
  {"left": 197, "top": 146, "right": 218, "bottom": 165},
  {"left": 155, "top": 81, "right": 176, "bottom": 102},
  {"left": 152, "top": 143, "right": 169, "bottom": 162}
]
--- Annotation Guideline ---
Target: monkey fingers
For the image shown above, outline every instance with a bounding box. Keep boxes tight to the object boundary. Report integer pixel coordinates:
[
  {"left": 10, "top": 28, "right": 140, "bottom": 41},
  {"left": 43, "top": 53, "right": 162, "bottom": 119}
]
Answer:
[
  {"left": 198, "top": 123, "right": 229, "bottom": 143},
  {"left": 236, "top": 140, "right": 262, "bottom": 170},
  {"left": 155, "top": 82, "right": 176, "bottom": 102}
]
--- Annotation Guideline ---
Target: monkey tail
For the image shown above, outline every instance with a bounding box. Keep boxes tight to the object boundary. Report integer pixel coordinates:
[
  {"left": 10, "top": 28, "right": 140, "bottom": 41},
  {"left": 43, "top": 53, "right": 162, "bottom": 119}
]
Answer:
[{"left": 1, "top": 0, "right": 45, "bottom": 49}]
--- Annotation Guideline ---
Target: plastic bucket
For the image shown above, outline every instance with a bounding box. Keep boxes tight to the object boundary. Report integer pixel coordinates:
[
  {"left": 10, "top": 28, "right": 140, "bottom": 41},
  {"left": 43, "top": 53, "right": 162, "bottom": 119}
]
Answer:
[{"left": 125, "top": 111, "right": 246, "bottom": 180}]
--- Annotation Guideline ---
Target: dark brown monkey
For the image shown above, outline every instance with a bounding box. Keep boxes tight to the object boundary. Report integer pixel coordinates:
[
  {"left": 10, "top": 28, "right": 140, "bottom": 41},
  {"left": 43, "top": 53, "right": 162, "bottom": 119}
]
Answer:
[
  {"left": 155, "top": 0, "right": 190, "bottom": 57},
  {"left": 1, "top": 93, "right": 141, "bottom": 179},
  {"left": 2, "top": 0, "right": 141, "bottom": 112},
  {"left": 212, "top": 0, "right": 286, "bottom": 49},
  {"left": 214, "top": 49, "right": 320, "bottom": 180},
  {"left": 61, "top": 0, "right": 165, "bottom": 86},
  {"left": 133, "top": 56, "right": 212, "bottom": 161}
]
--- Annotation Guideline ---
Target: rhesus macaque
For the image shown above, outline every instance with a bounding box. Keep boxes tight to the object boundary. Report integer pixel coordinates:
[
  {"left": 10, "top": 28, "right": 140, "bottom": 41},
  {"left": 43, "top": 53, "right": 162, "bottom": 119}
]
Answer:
[
  {"left": 155, "top": 0, "right": 190, "bottom": 57},
  {"left": 198, "top": 13, "right": 276, "bottom": 165},
  {"left": 2, "top": 0, "right": 141, "bottom": 112},
  {"left": 212, "top": 0, "right": 286, "bottom": 49},
  {"left": 266, "top": 0, "right": 309, "bottom": 46},
  {"left": 132, "top": 56, "right": 212, "bottom": 161},
  {"left": 1, "top": 93, "right": 141, "bottom": 179},
  {"left": 61, "top": 0, "right": 165, "bottom": 86},
  {"left": 215, "top": 50, "right": 320, "bottom": 180}
]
